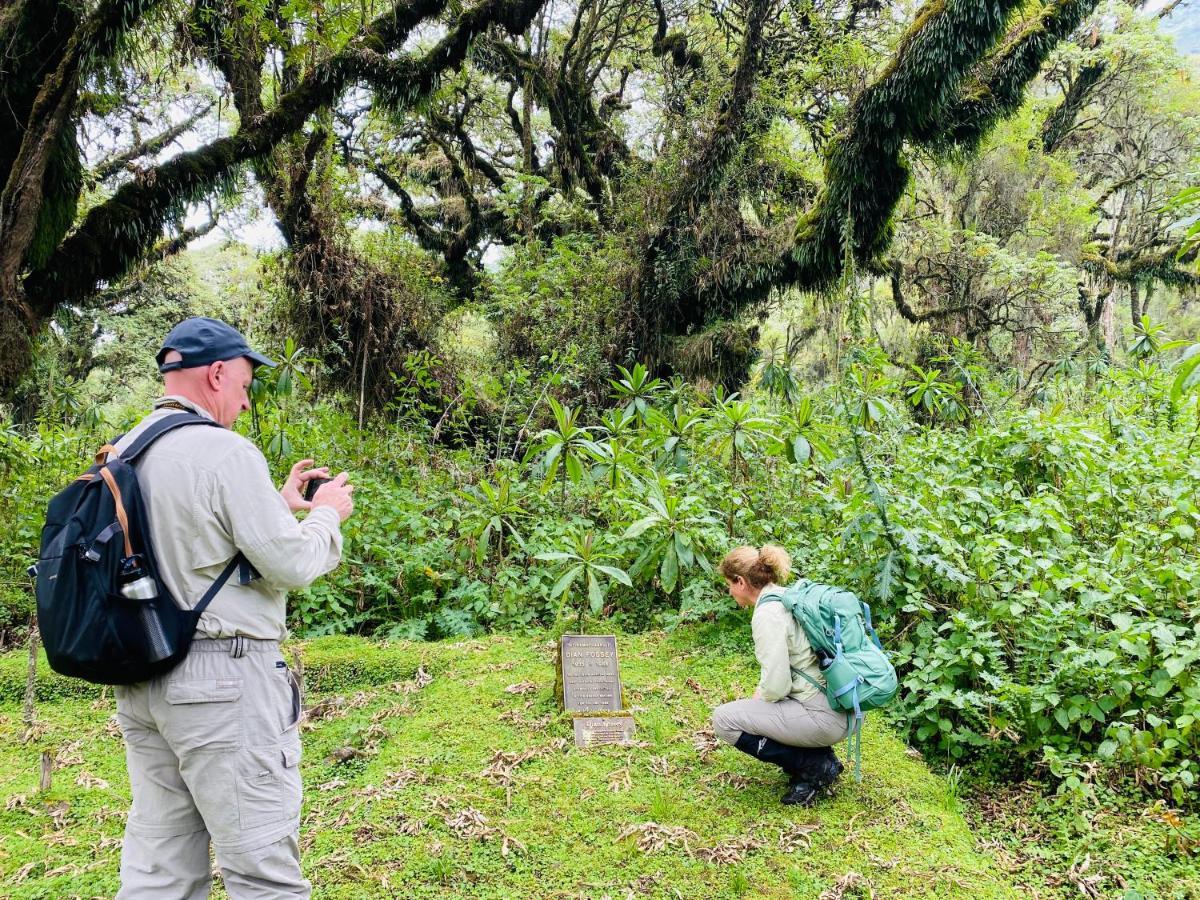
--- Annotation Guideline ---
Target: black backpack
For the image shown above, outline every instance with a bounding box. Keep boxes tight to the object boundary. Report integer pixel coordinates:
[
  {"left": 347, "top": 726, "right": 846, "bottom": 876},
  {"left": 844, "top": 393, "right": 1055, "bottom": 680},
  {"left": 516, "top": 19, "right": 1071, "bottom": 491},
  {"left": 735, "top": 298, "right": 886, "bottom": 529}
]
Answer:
[{"left": 33, "top": 413, "right": 249, "bottom": 685}]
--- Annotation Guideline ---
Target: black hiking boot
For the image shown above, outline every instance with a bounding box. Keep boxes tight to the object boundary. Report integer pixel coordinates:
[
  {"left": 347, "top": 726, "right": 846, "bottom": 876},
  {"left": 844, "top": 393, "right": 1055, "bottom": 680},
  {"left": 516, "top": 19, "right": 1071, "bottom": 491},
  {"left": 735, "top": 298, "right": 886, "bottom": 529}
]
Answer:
[
  {"left": 778, "top": 747, "right": 844, "bottom": 806},
  {"left": 807, "top": 747, "right": 844, "bottom": 793},
  {"left": 733, "top": 733, "right": 840, "bottom": 805},
  {"left": 781, "top": 778, "right": 820, "bottom": 805},
  {"left": 733, "top": 732, "right": 807, "bottom": 779}
]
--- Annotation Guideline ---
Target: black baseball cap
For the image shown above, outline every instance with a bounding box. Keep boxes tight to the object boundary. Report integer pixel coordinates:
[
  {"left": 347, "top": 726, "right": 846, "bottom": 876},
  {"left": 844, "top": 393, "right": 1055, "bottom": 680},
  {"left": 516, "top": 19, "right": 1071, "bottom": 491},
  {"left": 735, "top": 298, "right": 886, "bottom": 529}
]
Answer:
[{"left": 156, "top": 317, "right": 276, "bottom": 373}]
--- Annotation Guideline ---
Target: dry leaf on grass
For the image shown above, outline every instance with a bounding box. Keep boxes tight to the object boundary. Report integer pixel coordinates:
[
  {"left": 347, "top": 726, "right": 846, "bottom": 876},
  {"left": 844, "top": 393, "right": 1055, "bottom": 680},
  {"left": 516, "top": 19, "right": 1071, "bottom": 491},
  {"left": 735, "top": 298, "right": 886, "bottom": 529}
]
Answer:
[
  {"left": 500, "top": 833, "right": 527, "bottom": 858},
  {"left": 304, "top": 696, "right": 347, "bottom": 722},
  {"left": 381, "top": 769, "right": 424, "bottom": 792},
  {"left": 779, "top": 822, "right": 821, "bottom": 853},
  {"left": 330, "top": 801, "right": 363, "bottom": 829},
  {"left": 819, "top": 871, "right": 873, "bottom": 900},
  {"left": 47, "top": 800, "right": 70, "bottom": 830},
  {"left": 695, "top": 836, "right": 765, "bottom": 864},
  {"left": 446, "top": 807, "right": 495, "bottom": 841},
  {"left": 616, "top": 822, "right": 699, "bottom": 854},
  {"left": 625, "top": 874, "right": 663, "bottom": 897},
  {"left": 703, "top": 771, "right": 753, "bottom": 790},
  {"left": 692, "top": 728, "right": 721, "bottom": 760},
  {"left": 55, "top": 741, "right": 85, "bottom": 767},
  {"left": 74, "top": 771, "right": 109, "bottom": 789},
  {"left": 352, "top": 784, "right": 388, "bottom": 802},
  {"left": 44, "top": 830, "right": 79, "bottom": 846},
  {"left": 480, "top": 748, "right": 543, "bottom": 786},
  {"left": 371, "top": 703, "right": 410, "bottom": 723},
  {"left": 607, "top": 768, "right": 632, "bottom": 793},
  {"left": 21, "top": 721, "right": 51, "bottom": 742},
  {"left": 397, "top": 815, "right": 424, "bottom": 836}
]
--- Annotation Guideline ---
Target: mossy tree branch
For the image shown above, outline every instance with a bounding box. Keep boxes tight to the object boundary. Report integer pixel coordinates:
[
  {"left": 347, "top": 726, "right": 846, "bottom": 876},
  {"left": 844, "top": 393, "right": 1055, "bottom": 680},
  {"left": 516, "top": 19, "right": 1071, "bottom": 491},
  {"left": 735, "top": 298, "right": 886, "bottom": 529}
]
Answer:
[
  {"left": 20, "top": 0, "right": 544, "bottom": 320},
  {"left": 656, "top": 0, "right": 1100, "bottom": 354},
  {"left": 630, "top": 0, "right": 773, "bottom": 353},
  {"left": 1, "top": 0, "right": 165, "bottom": 309},
  {"left": 923, "top": 0, "right": 1101, "bottom": 152}
]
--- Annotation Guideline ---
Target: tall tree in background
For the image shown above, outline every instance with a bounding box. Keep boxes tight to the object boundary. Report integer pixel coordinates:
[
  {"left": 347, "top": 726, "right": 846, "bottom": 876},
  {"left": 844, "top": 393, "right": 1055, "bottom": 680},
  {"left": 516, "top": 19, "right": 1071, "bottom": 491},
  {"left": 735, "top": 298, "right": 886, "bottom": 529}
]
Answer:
[
  {"left": 0, "top": 0, "right": 545, "bottom": 401},
  {"left": 1, "top": 0, "right": 1185, "bottom": 406}
]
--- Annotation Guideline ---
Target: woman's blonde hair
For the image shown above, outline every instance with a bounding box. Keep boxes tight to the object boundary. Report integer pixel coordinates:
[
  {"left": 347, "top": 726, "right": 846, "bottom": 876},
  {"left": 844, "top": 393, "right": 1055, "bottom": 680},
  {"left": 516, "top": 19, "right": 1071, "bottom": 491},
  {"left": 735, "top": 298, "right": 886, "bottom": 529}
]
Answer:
[{"left": 719, "top": 544, "right": 791, "bottom": 588}]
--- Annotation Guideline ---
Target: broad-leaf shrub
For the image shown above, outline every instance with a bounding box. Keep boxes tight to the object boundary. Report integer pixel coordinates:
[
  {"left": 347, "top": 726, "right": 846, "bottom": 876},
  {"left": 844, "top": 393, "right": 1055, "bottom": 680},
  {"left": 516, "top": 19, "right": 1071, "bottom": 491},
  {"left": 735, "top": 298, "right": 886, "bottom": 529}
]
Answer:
[{"left": 5, "top": 363, "right": 1199, "bottom": 804}]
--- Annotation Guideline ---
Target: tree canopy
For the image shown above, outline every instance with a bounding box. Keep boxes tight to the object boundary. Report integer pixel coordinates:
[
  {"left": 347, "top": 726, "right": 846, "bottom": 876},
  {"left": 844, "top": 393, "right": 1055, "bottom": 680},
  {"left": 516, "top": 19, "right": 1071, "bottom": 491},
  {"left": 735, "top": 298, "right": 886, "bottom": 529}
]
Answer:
[{"left": 7, "top": 0, "right": 1194, "bottom": 407}]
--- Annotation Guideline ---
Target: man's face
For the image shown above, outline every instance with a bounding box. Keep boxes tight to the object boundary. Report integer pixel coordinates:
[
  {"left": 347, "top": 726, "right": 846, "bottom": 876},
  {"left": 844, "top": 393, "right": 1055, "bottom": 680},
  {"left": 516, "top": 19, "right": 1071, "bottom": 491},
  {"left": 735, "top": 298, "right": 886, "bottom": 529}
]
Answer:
[{"left": 209, "top": 357, "right": 255, "bottom": 428}]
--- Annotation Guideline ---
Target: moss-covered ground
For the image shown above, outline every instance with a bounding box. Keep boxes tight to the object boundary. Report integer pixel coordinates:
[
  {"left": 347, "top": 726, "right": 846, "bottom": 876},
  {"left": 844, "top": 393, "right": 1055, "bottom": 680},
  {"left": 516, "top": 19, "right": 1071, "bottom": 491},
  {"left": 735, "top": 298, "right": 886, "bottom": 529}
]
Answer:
[{"left": 0, "top": 629, "right": 1109, "bottom": 898}]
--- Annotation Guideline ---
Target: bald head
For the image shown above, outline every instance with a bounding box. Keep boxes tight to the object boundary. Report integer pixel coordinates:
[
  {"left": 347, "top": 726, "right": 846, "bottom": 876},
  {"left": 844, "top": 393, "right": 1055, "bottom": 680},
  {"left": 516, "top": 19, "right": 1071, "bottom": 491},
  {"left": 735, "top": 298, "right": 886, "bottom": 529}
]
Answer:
[{"left": 162, "top": 351, "right": 255, "bottom": 428}]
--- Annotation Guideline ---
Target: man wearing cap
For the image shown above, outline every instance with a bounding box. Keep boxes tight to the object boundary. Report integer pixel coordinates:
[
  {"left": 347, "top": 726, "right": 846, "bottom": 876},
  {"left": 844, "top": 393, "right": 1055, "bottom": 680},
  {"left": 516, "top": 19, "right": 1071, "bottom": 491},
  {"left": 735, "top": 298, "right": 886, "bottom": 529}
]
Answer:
[{"left": 112, "top": 317, "right": 354, "bottom": 898}]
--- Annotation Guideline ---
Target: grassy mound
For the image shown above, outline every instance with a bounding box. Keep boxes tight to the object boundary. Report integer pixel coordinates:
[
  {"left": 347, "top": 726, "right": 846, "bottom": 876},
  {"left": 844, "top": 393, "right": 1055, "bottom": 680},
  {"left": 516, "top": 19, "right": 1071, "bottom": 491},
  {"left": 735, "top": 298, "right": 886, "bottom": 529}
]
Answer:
[{"left": 0, "top": 629, "right": 1019, "bottom": 898}]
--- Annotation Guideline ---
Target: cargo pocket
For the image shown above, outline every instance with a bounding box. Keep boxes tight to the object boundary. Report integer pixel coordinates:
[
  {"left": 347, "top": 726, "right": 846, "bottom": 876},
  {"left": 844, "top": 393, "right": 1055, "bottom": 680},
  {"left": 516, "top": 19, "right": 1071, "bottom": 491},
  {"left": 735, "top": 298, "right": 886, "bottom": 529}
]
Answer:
[
  {"left": 164, "top": 678, "right": 242, "bottom": 752},
  {"left": 285, "top": 670, "right": 302, "bottom": 732},
  {"left": 238, "top": 744, "right": 301, "bottom": 830}
]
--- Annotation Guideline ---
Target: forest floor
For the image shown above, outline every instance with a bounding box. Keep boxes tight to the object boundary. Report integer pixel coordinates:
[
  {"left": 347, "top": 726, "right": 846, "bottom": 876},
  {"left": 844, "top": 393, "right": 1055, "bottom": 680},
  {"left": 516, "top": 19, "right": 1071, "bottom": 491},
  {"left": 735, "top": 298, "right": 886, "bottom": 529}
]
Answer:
[{"left": 0, "top": 629, "right": 1193, "bottom": 899}]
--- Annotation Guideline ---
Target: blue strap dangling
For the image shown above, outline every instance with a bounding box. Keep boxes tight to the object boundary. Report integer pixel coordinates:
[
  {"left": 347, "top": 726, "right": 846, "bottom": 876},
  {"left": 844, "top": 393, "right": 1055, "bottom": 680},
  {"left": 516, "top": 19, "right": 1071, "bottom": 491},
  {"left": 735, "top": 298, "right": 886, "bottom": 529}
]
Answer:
[{"left": 861, "top": 601, "right": 883, "bottom": 650}]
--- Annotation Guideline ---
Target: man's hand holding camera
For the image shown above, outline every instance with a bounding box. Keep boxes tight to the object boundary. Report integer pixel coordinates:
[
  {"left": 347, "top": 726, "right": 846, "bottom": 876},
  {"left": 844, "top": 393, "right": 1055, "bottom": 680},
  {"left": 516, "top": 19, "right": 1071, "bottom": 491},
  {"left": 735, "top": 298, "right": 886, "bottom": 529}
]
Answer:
[{"left": 281, "top": 458, "right": 355, "bottom": 521}]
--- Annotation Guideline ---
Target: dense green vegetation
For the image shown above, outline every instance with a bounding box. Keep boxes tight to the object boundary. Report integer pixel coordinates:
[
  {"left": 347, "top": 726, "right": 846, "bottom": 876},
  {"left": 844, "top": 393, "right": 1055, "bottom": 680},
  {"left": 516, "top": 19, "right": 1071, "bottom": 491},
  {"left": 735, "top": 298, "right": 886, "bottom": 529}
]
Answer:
[
  {"left": 6, "top": 311, "right": 1200, "bottom": 803},
  {"left": 3, "top": 0, "right": 1200, "bottom": 894}
]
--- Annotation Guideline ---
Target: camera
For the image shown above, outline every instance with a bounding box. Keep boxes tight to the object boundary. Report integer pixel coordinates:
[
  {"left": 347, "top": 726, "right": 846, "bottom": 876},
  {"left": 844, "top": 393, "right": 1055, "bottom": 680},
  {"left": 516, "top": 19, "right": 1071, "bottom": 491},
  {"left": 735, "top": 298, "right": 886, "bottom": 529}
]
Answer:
[{"left": 304, "top": 476, "right": 332, "bottom": 502}]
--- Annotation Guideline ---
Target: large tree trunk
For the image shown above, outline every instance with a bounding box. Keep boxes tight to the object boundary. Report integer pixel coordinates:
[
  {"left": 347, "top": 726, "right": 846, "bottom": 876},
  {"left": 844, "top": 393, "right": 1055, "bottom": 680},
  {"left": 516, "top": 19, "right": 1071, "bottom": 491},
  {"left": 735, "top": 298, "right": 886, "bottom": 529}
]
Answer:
[{"left": 1101, "top": 288, "right": 1116, "bottom": 355}]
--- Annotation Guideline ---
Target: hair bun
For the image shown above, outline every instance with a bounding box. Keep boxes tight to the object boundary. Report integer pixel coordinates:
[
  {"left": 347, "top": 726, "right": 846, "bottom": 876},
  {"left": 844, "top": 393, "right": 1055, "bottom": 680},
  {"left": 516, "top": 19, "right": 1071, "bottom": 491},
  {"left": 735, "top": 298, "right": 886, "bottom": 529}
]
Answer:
[{"left": 757, "top": 544, "right": 792, "bottom": 583}]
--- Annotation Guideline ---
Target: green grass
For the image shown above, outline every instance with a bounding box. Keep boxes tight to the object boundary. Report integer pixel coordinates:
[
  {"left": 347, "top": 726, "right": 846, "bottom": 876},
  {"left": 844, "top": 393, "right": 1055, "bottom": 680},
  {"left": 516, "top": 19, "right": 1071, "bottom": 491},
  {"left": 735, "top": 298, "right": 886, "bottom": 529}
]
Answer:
[{"left": 4, "top": 629, "right": 1021, "bottom": 898}]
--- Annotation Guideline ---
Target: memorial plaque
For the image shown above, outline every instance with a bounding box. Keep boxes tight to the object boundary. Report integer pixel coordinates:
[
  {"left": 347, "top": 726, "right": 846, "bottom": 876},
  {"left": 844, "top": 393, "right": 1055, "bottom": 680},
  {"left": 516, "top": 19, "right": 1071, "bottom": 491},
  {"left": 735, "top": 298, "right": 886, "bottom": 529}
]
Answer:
[
  {"left": 573, "top": 716, "right": 636, "bottom": 747},
  {"left": 559, "top": 634, "right": 623, "bottom": 712}
]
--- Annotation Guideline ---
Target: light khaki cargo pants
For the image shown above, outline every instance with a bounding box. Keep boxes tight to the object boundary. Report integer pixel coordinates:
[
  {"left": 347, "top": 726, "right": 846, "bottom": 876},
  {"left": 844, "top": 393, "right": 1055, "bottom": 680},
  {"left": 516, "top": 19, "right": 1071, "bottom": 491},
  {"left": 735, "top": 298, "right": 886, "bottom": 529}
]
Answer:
[
  {"left": 712, "top": 693, "right": 850, "bottom": 747},
  {"left": 115, "top": 638, "right": 308, "bottom": 899}
]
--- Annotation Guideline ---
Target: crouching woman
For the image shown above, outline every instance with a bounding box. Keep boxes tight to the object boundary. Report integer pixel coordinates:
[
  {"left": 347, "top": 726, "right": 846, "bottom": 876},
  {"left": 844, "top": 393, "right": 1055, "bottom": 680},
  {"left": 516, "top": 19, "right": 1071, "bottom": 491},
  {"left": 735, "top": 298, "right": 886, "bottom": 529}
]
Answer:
[{"left": 711, "top": 544, "right": 847, "bottom": 806}]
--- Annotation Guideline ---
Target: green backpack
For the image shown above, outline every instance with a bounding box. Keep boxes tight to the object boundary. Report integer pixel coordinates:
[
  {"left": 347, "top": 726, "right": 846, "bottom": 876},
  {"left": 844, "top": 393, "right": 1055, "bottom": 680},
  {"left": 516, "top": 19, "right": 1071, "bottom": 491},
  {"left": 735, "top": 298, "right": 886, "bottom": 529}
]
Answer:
[{"left": 758, "top": 579, "right": 898, "bottom": 780}]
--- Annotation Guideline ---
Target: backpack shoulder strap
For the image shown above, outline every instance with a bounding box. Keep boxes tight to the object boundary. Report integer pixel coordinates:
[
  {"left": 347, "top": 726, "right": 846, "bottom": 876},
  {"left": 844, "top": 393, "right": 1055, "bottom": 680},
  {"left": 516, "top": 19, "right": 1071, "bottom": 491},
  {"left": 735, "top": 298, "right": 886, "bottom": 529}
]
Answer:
[
  {"left": 756, "top": 588, "right": 786, "bottom": 606},
  {"left": 193, "top": 553, "right": 249, "bottom": 617},
  {"left": 119, "top": 412, "right": 222, "bottom": 465}
]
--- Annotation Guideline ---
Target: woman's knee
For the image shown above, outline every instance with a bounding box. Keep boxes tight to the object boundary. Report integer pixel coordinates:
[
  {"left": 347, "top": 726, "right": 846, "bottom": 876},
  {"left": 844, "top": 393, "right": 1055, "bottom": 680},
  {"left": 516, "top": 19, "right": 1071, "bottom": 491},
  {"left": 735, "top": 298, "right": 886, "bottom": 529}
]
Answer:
[{"left": 710, "top": 704, "right": 741, "bottom": 745}]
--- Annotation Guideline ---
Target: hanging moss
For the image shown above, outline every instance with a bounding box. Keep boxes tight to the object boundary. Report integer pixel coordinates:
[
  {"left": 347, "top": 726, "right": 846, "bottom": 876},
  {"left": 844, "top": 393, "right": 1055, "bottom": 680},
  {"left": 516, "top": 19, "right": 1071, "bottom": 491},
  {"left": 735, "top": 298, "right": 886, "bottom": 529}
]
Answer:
[
  {"left": 24, "top": 120, "right": 82, "bottom": 272},
  {"left": 643, "top": 0, "right": 1097, "bottom": 358},
  {"left": 22, "top": 0, "right": 548, "bottom": 321},
  {"left": 923, "top": 0, "right": 1101, "bottom": 152}
]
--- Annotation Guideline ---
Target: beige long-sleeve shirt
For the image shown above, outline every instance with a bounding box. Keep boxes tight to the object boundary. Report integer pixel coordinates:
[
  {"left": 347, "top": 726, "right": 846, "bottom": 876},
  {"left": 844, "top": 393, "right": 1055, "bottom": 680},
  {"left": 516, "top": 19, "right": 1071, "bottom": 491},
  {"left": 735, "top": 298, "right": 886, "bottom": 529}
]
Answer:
[
  {"left": 112, "top": 396, "right": 343, "bottom": 640},
  {"left": 752, "top": 591, "right": 823, "bottom": 702}
]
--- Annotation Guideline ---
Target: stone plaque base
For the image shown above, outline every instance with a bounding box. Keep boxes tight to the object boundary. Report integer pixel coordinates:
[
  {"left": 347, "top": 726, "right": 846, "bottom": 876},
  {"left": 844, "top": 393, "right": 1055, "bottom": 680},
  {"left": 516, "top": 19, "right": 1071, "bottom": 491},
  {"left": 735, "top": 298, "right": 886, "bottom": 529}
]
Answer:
[{"left": 573, "top": 716, "right": 636, "bottom": 748}]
